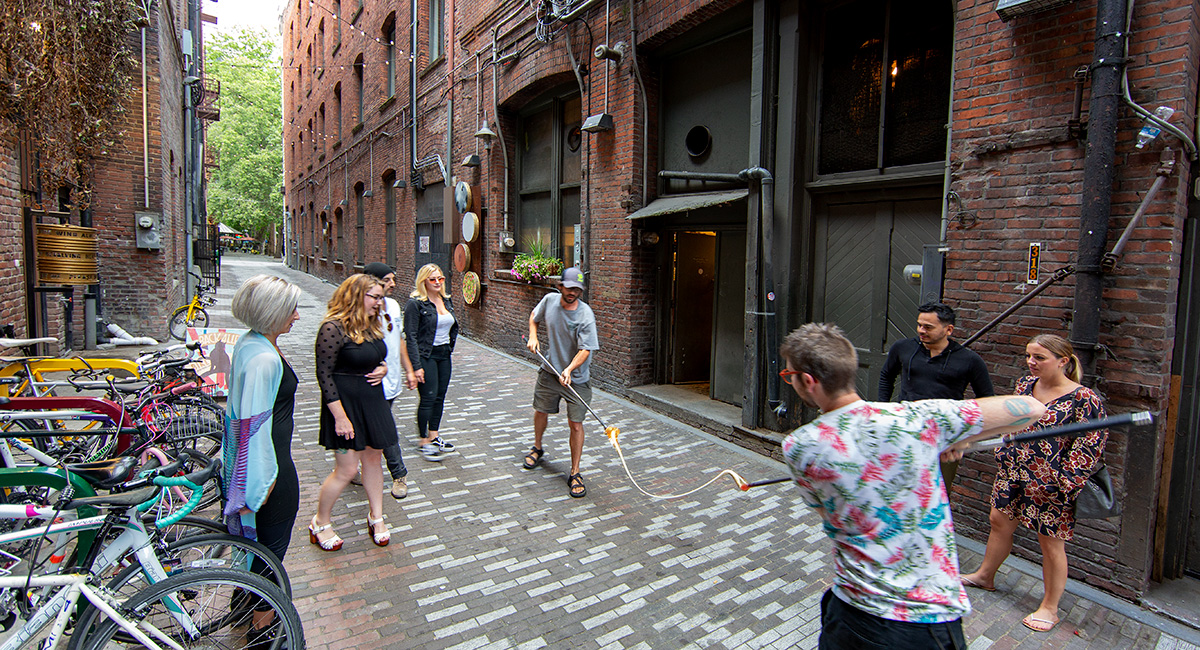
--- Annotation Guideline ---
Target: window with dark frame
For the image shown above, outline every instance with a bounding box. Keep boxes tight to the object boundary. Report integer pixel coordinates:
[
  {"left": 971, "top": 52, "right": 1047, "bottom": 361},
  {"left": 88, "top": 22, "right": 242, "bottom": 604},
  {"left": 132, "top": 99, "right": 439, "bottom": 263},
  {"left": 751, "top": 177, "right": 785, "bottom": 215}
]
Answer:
[
  {"left": 333, "top": 84, "right": 342, "bottom": 141},
  {"left": 384, "top": 171, "right": 397, "bottom": 267},
  {"left": 429, "top": 0, "right": 444, "bottom": 62},
  {"left": 516, "top": 92, "right": 582, "bottom": 268},
  {"left": 335, "top": 207, "right": 345, "bottom": 261},
  {"left": 355, "top": 182, "right": 366, "bottom": 263},
  {"left": 333, "top": 0, "right": 342, "bottom": 46},
  {"left": 354, "top": 56, "right": 365, "bottom": 125},
  {"left": 816, "top": 0, "right": 951, "bottom": 176},
  {"left": 383, "top": 17, "right": 396, "bottom": 97}
]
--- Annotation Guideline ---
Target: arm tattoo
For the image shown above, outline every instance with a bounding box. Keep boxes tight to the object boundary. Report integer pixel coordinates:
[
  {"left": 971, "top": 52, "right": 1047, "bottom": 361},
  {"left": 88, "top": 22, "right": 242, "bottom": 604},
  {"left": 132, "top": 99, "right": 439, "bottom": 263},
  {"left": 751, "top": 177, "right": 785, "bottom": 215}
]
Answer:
[{"left": 1003, "top": 397, "right": 1034, "bottom": 427}]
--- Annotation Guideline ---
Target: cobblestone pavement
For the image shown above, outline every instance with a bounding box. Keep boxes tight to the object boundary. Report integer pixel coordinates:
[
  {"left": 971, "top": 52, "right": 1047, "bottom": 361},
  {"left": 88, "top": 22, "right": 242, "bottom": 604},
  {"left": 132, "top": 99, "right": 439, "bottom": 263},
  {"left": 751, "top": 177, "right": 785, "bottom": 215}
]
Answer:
[{"left": 210, "top": 255, "right": 1200, "bottom": 650}]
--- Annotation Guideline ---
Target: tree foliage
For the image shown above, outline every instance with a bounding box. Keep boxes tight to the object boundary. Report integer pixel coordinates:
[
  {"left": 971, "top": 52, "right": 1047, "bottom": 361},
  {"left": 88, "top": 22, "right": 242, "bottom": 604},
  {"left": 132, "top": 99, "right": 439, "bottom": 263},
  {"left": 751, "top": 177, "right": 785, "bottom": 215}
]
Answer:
[
  {"left": 0, "top": 0, "right": 141, "bottom": 207},
  {"left": 205, "top": 28, "right": 282, "bottom": 240}
]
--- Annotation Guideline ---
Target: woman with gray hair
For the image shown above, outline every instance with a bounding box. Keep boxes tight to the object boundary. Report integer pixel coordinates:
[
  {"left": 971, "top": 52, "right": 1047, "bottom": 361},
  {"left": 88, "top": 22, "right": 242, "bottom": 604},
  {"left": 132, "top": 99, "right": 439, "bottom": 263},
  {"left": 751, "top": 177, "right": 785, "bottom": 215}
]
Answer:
[{"left": 224, "top": 274, "right": 302, "bottom": 644}]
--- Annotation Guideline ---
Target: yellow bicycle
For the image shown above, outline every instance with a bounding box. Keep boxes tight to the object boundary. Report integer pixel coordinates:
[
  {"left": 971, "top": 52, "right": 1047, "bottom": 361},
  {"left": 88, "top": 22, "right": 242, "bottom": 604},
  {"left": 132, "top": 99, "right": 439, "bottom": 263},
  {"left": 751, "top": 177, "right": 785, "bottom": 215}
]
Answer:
[{"left": 167, "top": 276, "right": 216, "bottom": 341}]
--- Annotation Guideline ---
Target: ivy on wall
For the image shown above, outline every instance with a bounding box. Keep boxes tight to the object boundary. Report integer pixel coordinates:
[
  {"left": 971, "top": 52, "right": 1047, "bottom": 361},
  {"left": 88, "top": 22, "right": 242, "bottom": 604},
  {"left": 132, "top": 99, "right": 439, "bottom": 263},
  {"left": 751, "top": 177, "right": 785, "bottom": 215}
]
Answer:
[{"left": 0, "top": 0, "right": 142, "bottom": 208}]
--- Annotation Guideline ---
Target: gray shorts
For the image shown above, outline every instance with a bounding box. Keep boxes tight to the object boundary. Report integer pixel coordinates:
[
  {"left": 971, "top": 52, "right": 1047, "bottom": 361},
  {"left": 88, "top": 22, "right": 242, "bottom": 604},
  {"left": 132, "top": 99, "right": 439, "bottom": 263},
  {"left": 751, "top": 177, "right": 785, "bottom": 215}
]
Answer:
[{"left": 533, "top": 370, "right": 591, "bottom": 423}]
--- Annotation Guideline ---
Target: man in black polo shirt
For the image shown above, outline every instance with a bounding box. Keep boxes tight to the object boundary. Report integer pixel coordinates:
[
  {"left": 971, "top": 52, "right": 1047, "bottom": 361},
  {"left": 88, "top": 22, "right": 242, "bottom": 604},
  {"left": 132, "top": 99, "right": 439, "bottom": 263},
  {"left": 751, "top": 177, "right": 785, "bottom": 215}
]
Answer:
[{"left": 878, "top": 302, "right": 994, "bottom": 485}]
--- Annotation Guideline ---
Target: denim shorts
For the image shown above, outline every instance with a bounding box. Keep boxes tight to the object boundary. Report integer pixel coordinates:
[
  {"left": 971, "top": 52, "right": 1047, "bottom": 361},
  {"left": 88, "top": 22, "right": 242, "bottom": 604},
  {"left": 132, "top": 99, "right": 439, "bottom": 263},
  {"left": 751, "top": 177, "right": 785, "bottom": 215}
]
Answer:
[
  {"left": 532, "top": 370, "right": 591, "bottom": 423},
  {"left": 819, "top": 589, "right": 966, "bottom": 650}
]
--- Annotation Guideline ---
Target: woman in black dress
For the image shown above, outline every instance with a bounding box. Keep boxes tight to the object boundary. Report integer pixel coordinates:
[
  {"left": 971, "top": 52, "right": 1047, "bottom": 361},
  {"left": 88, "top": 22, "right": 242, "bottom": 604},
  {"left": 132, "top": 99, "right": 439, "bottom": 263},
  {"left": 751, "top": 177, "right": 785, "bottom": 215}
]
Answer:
[{"left": 310, "top": 274, "right": 398, "bottom": 549}]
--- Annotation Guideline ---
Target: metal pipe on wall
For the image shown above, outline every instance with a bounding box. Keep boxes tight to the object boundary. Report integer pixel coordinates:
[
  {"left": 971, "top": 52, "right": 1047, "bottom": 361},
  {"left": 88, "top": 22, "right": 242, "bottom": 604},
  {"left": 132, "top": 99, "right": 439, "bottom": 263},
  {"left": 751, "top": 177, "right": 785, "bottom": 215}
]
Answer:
[
  {"left": 1072, "top": 0, "right": 1128, "bottom": 384},
  {"left": 630, "top": 0, "right": 649, "bottom": 204},
  {"left": 492, "top": 28, "right": 512, "bottom": 231}
]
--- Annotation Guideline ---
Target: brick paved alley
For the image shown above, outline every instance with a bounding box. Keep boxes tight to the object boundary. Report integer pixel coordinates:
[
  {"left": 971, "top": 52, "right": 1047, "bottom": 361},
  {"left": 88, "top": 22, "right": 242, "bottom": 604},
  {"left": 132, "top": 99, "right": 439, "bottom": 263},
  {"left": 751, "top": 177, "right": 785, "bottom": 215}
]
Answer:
[{"left": 209, "top": 255, "right": 1200, "bottom": 650}]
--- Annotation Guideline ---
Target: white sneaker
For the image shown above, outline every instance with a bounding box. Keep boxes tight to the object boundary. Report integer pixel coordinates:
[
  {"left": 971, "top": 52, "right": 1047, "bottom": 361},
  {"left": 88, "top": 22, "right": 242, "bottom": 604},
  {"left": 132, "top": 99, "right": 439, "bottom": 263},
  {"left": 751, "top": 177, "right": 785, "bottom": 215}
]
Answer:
[{"left": 421, "top": 444, "right": 444, "bottom": 462}]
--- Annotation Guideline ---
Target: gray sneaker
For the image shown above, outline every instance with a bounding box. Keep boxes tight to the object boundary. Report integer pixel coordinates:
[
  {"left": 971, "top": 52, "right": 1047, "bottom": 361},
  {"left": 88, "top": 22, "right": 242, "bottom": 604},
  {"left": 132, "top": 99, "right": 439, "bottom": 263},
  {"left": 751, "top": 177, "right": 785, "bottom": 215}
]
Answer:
[
  {"left": 391, "top": 476, "right": 408, "bottom": 499},
  {"left": 421, "top": 443, "right": 444, "bottom": 462}
]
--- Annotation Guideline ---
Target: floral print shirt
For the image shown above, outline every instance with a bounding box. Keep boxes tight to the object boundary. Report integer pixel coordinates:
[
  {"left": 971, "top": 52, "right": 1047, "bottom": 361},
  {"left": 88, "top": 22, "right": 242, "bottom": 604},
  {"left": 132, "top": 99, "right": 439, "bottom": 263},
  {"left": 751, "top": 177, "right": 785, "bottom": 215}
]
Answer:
[{"left": 782, "top": 399, "right": 983, "bottom": 623}]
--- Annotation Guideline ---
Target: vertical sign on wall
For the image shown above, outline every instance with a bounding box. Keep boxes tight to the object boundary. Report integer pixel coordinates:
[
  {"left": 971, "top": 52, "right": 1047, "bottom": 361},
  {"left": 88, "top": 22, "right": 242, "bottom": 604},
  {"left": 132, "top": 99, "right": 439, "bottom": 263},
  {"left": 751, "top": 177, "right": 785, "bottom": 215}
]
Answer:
[{"left": 1027, "top": 242, "right": 1041, "bottom": 285}]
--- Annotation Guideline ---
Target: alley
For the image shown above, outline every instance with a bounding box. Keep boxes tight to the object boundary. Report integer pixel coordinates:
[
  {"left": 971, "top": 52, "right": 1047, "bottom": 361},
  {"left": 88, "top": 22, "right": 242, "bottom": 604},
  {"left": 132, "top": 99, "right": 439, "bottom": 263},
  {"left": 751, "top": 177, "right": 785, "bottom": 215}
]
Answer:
[{"left": 209, "top": 256, "right": 1200, "bottom": 650}]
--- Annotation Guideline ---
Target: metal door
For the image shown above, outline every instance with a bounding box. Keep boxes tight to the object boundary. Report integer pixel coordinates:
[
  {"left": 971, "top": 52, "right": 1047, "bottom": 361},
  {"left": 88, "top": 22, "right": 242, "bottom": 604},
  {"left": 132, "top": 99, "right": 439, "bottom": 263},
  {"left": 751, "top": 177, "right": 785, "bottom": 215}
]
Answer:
[
  {"left": 712, "top": 230, "right": 747, "bottom": 404},
  {"left": 812, "top": 194, "right": 940, "bottom": 399},
  {"left": 671, "top": 232, "right": 716, "bottom": 383}
]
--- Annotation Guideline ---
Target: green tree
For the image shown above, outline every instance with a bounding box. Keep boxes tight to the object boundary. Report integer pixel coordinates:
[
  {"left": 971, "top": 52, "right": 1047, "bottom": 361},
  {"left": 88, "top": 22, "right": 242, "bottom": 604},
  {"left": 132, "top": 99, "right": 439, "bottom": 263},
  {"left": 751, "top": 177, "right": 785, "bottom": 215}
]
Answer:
[{"left": 205, "top": 28, "right": 282, "bottom": 241}]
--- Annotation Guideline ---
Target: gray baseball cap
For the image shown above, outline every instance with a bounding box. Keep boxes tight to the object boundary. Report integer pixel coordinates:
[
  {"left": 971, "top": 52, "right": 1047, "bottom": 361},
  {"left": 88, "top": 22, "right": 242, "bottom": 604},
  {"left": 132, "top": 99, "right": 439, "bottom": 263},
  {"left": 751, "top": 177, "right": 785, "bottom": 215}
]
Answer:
[{"left": 561, "top": 267, "right": 585, "bottom": 289}]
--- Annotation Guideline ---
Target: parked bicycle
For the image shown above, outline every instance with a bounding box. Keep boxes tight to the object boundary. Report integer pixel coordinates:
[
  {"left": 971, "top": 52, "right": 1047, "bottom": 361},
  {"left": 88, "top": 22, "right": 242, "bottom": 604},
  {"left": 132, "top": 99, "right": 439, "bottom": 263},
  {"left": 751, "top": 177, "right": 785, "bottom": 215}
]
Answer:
[{"left": 168, "top": 274, "right": 216, "bottom": 342}]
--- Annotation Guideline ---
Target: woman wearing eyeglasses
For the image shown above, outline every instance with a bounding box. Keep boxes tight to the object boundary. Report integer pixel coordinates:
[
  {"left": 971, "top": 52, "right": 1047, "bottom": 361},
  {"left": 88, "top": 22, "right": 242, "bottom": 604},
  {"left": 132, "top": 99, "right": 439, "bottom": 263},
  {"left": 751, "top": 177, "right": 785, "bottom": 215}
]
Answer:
[
  {"left": 310, "top": 273, "right": 397, "bottom": 550},
  {"left": 404, "top": 263, "right": 459, "bottom": 462}
]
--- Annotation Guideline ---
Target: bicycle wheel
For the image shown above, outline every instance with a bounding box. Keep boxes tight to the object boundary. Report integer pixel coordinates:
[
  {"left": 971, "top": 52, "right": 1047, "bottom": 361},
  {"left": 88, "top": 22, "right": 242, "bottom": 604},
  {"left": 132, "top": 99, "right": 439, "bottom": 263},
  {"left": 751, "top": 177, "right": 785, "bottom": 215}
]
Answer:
[
  {"left": 70, "top": 568, "right": 305, "bottom": 650},
  {"left": 168, "top": 306, "right": 209, "bottom": 341},
  {"left": 147, "top": 514, "right": 228, "bottom": 544},
  {"left": 105, "top": 532, "right": 291, "bottom": 598}
]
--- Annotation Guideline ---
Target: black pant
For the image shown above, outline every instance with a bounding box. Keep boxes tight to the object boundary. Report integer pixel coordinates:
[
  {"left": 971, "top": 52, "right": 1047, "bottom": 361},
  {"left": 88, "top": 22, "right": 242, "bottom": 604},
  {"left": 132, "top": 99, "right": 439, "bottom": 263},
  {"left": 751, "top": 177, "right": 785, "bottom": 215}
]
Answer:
[
  {"left": 819, "top": 589, "right": 965, "bottom": 650},
  {"left": 248, "top": 516, "right": 293, "bottom": 612},
  {"left": 382, "top": 399, "right": 407, "bottom": 479},
  {"left": 416, "top": 344, "right": 452, "bottom": 437}
]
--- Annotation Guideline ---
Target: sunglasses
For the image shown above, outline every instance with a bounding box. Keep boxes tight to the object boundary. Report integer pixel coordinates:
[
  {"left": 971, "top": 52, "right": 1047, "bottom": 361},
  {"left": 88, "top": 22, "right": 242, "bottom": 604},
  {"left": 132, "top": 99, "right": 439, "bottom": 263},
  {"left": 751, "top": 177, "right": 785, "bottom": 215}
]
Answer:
[
  {"left": 383, "top": 312, "right": 393, "bottom": 332},
  {"left": 428, "top": 277, "right": 445, "bottom": 283}
]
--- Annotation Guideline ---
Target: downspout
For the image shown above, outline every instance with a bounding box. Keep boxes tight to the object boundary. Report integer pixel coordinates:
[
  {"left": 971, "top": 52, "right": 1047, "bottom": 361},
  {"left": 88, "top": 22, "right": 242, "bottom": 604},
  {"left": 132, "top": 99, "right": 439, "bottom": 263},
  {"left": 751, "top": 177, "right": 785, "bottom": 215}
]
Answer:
[
  {"left": 409, "top": 0, "right": 419, "bottom": 185},
  {"left": 142, "top": 25, "right": 150, "bottom": 208},
  {"left": 563, "top": 27, "right": 588, "bottom": 271},
  {"left": 741, "top": 168, "right": 777, "bottom": 416},
  {"left": 629, "top": 0, "right": 648, "bottom": 203},
  {"left": 1071, "top": 0, "right": 1128, "bottom": 384},
  {"left": 492, "top": 29, "right": 513, "bottom": 231}
]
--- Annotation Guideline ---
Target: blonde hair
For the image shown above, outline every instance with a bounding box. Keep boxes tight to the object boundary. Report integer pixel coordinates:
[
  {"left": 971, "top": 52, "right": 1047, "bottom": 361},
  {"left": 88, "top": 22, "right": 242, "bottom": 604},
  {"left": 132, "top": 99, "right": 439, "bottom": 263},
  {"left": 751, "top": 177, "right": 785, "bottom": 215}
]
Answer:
[
  {"left": 780, "top": 323, "right": 859, "bottom": 395},
  {"left": 1030, "top": 334, "right": 1082, "bottom": 383},
  {"left": 231, "top": 275, "right": 300, "bottom": 335},
  {"left": 323, "top": 274, "right": 384, "bottom": 343},
  {"left": 410, "top": 263, "right": 449, "bottom": 301}
]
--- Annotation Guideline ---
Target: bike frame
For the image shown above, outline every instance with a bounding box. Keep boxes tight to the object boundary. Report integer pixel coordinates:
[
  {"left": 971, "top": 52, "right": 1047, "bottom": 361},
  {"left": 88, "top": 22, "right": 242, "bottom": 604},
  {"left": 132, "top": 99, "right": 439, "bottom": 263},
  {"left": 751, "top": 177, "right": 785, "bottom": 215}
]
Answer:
[{"left": 0, "top": 573, "right": 184, "bottom": 650}]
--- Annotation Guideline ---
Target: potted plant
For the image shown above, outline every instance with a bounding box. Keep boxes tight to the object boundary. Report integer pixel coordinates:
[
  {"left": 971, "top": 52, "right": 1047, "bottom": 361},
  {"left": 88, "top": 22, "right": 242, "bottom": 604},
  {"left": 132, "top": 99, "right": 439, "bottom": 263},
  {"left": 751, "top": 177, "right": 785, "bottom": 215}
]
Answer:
[{"left": 510, "top": 236, "right": 564, "bottom": 283}]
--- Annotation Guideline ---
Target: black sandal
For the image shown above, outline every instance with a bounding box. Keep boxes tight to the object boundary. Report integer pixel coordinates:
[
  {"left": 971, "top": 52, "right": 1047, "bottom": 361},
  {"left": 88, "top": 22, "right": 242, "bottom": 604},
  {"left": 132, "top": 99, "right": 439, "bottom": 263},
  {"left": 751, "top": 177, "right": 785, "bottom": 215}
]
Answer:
[
  {"left": 568, "top": 473, "right": 587, "bottom": 498},
  {"left": 522, "top": 446, "right": 544, "bottom": 470}
]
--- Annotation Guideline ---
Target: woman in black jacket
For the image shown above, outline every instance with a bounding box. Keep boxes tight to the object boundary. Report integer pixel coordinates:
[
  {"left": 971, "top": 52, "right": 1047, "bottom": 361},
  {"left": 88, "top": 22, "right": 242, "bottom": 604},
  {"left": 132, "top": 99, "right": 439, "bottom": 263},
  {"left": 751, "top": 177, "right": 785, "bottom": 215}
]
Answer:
[{"left": 404, "top": 264, "right": 459, "bottom": 461}]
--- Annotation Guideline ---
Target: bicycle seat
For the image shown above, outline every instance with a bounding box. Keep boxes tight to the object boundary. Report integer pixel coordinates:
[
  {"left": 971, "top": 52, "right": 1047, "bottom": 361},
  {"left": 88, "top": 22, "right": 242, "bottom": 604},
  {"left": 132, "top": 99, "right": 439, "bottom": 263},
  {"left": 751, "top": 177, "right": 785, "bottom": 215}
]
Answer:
[
  {"left": 65, "top": 456, "right": 139, "bottom": 489},
  {"left": 65, "top": 485, "right": 158, "bottom": 510},
  {"left": 107, "top": 381, "right": 151, "bottom": 394},
  {"left": 0, "top": 337, "right": 57, "bottom": 349}
]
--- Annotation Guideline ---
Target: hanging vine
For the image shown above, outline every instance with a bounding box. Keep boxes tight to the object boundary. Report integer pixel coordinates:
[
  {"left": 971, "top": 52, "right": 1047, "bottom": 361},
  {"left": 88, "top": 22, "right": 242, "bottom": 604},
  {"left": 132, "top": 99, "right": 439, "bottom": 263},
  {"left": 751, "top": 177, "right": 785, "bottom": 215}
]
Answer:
[{"left": 0, "top": 0, "right": 143, "bottom": 208}]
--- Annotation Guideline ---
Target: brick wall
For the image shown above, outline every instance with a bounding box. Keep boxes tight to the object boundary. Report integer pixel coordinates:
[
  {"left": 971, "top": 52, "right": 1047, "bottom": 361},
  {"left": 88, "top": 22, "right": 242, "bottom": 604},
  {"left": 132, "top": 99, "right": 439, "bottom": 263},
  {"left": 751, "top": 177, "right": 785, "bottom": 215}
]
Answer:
[
  {"left": 87, "top": 9, "right": 188, "bottom": 342},
  {"left": 946, "top": 0, "right": 1198, "bottom": 597},
  {"left": 0, "top": 130, "right": 27, "bottom": 338}
]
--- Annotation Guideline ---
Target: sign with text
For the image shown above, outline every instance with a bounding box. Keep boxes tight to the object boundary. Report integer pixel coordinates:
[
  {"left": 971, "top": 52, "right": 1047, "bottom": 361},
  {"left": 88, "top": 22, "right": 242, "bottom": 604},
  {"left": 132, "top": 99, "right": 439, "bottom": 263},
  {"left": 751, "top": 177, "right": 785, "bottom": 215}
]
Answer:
[
  {"left": 1027, "top": 242, "right": 1041, "bottom": 285},
  {"left": 185, "top": 327, "right": 248, "bottom": 397}
]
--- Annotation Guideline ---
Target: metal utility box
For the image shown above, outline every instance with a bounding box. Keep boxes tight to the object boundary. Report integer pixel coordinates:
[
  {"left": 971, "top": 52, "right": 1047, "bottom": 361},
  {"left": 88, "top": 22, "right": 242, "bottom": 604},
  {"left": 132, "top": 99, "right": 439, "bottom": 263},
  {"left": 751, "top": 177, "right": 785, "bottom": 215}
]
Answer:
[{"left": 134, "top": 211, "right": 162, "bottom": 250}]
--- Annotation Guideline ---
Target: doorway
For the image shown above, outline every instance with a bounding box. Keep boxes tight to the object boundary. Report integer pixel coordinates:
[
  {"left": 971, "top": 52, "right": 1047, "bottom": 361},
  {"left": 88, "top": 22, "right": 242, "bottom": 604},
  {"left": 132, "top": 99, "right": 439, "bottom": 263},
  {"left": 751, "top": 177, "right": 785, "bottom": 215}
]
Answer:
[
  {"left": 668, "top": 229, "right": 746, "bottom": 404},
  {"left": 811, "top": 191, "right": 941, "bottom": 399}
]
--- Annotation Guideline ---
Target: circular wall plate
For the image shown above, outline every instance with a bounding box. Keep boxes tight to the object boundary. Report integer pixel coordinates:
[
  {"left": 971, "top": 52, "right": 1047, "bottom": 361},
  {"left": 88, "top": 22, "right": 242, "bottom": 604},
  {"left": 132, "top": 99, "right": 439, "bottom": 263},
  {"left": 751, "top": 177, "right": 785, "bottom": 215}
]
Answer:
[
  {"left": 454, "top": 181, "right": 473, "bottom": 213},
  {"left": 462, "top": 271, "right": 480, "bottom": 304},
  {"left": 453, "top": 242, "right": 472, "bottom": 272},
  {"left": 461, "top": 212, "right": 479, "bottom": 243}
]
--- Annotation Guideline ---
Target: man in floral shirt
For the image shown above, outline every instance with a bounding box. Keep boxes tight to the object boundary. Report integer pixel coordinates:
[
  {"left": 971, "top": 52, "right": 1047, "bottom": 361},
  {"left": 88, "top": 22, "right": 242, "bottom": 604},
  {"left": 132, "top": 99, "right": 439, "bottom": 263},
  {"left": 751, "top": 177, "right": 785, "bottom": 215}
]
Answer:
[{"left": 779, "top": 323, "right": 1044, "bottom": 648}]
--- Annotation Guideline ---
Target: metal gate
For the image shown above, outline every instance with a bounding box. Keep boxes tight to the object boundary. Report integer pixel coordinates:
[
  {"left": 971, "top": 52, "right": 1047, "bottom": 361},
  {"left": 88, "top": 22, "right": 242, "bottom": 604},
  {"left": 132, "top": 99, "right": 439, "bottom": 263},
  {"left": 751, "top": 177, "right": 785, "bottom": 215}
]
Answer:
[{"left": 193, "top": 224, "right": 220, "bottom": 287}]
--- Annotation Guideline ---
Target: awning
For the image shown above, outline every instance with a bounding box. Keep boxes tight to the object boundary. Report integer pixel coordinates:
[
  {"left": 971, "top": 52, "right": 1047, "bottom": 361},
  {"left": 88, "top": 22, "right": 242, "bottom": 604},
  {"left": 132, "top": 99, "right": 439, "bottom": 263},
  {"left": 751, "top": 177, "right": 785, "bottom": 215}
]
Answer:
[
  {"left": 625, "top": 189, "right": 749, "bottom": 220},
  {"left": 216, "top": 222, "right": 241, "bottom": 234}
]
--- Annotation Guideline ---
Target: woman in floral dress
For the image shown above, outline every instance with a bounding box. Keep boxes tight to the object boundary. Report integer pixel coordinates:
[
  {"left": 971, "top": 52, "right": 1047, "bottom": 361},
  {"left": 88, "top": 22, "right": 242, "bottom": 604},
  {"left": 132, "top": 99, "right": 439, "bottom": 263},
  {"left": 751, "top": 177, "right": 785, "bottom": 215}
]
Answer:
[{"left": 960, "top": 334, "right": 1107, "bottom": 633}]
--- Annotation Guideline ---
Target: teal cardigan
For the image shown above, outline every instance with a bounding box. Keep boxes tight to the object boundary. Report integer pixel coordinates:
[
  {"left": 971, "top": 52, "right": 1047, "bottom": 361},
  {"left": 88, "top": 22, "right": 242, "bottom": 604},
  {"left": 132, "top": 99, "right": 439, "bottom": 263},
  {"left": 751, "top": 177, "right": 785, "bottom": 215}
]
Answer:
[{"left": 222, "top": 330, "right": 282, "bottom": 541}]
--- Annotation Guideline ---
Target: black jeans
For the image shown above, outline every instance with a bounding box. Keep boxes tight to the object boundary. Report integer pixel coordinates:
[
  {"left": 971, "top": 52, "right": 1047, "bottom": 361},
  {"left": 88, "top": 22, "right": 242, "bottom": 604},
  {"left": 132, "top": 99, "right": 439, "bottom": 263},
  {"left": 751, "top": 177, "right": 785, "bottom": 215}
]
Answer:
[
  {"left": 819, "top": 589, "right": 966, "bottom": 650},
  {"left": 416, "top": 344, "right": 452, "bottom": 437},
  {"left": 382, "top": 398, "right": 407, "bottom": 479}
]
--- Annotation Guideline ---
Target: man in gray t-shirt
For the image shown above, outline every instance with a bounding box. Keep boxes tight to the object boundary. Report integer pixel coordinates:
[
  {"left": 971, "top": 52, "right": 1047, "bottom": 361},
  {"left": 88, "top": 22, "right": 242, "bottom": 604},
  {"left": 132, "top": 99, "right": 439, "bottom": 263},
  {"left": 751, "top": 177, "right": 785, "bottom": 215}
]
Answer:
[{"left": 524, "top": 267, "right": 599, "bottom": 498}]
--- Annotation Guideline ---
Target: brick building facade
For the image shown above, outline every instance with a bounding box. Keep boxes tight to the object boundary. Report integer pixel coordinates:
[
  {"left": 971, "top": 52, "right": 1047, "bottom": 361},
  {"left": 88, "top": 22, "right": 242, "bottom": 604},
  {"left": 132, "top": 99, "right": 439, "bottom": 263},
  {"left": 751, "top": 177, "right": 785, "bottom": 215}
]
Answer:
[
  {"left": 282, "top": 0, "right": 1200, "bottom": 600},
  {"left": 0, "top": 1, "right": 199, "bottom": 348}
]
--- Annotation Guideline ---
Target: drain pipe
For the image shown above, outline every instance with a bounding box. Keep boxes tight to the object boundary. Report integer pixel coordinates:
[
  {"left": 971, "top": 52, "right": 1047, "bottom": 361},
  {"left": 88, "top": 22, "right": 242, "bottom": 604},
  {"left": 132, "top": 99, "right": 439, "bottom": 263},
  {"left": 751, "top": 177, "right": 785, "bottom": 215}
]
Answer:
[
  {"left": 1103, "top": 148, "right": 1176, "bottom": 270},
  {"left": 629, "top": 0, "right": 649, "bottom": 204},
  {"left": 1071, "top": 0, "right": 1128, "bottom": 385},
  {"left": 492, "top": 28, "right": 513, "bottom": 232},
  {"left": 409, "top": 0, "right": 419, "bottom": 185},
  {"left": 740, "top": 167, "right": 779, "bottom": 418}
]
